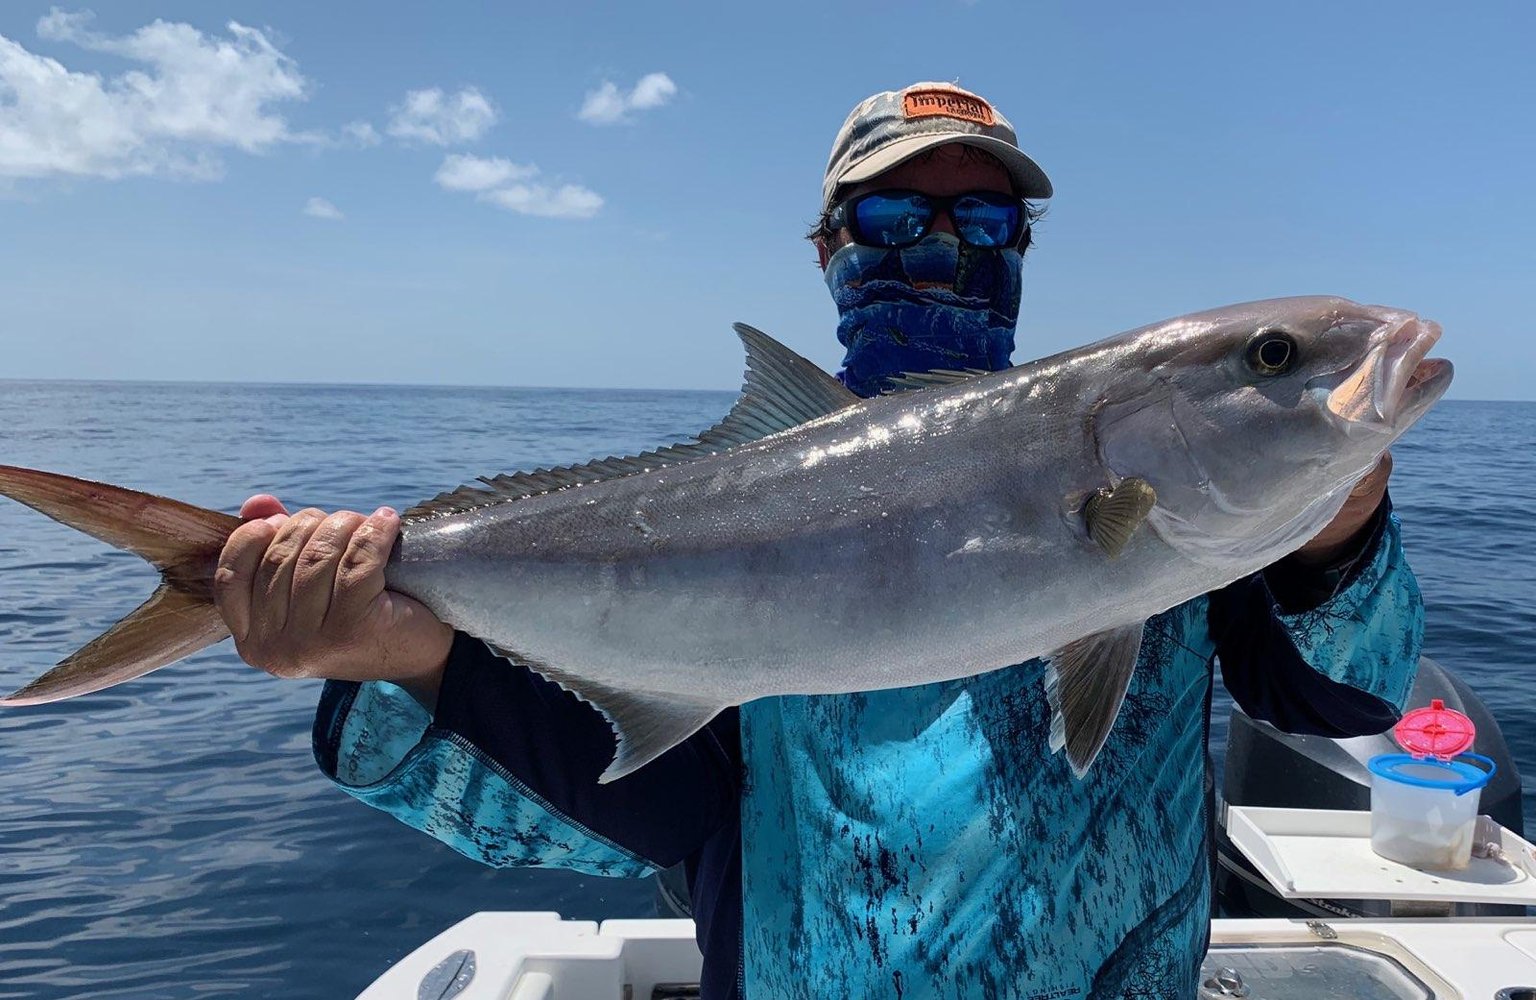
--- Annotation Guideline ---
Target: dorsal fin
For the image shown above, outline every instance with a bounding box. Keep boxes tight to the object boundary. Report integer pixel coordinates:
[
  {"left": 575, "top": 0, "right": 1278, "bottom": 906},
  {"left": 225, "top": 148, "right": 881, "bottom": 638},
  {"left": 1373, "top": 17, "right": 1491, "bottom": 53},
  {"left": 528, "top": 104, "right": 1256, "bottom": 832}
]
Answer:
[
  {"left": 884, "top": 367, "right": 996, "bottom": 391},
  {"left": 697, "top": 324, "right": 858, "bottom": 447},
  {"left": 403, "top": 324, "right": 859, "bottom": 521}
]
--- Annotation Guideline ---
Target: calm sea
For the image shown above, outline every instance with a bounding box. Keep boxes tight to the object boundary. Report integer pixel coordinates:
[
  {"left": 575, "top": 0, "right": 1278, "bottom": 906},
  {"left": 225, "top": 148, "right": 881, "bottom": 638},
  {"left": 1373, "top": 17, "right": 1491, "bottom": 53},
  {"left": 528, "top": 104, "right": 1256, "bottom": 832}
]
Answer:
[{"left": 0, "top": 382, "right": 1531, "bottom": 999}]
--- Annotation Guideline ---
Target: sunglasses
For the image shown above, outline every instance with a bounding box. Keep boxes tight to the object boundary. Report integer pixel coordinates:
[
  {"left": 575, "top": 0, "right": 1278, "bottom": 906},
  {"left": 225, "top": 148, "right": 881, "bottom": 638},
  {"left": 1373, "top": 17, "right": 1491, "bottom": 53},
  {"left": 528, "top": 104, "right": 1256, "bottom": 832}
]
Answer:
[{"left": 827, "top": 189, "right": 1029, "bottom": 250}]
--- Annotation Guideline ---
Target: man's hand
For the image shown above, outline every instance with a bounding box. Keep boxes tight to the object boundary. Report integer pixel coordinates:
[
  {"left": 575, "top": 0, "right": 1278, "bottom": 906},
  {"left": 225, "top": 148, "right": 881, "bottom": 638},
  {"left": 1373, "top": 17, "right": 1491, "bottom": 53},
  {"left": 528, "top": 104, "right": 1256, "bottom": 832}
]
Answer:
[
  {"left": 214, "top": 494, "right": 453, "bottom": 709},
  {"left": 1292, "top": 452, "right": 1392, "bottom": 566}
]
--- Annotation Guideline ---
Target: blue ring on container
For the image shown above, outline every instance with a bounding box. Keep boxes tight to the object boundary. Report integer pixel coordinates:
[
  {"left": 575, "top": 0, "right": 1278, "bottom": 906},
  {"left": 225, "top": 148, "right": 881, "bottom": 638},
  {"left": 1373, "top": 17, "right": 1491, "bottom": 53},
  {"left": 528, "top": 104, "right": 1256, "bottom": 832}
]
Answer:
[{"left": 1368, "top": 752, "right": 1496, "bottom": 796}]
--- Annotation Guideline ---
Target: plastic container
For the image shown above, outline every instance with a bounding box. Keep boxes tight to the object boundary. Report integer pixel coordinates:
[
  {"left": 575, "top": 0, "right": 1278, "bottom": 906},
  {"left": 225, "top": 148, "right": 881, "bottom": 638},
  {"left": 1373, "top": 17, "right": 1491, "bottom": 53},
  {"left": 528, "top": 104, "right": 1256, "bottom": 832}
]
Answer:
[
  {"left": 1368, "top": 753, "right": 1496, "bottom": 870},
  {"left": 1367, "top": 699, "right": 1496, "bottom": 871}
]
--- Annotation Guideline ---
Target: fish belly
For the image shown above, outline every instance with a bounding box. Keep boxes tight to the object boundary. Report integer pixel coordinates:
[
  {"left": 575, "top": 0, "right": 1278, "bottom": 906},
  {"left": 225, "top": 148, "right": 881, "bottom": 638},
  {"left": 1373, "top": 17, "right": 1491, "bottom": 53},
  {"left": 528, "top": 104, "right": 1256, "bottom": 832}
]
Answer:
[{"left": 387, "top": 488, "right": 1200, "bottom": 707}]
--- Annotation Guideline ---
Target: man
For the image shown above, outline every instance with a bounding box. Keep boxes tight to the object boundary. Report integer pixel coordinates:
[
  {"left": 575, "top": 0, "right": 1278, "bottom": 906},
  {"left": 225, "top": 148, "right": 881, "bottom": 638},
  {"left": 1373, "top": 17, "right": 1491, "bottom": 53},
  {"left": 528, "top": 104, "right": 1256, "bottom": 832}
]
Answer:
[{"left": 218, "top": 82, "right": 1419, "bottom": 998}]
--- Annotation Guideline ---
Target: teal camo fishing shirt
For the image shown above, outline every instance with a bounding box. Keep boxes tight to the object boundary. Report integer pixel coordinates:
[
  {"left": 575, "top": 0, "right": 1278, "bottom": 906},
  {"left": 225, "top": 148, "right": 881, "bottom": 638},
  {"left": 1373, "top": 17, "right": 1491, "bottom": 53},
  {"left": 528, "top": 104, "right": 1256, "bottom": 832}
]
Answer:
[{"left": 313, "top": 504, "right": 1422, "bottom": 1000}]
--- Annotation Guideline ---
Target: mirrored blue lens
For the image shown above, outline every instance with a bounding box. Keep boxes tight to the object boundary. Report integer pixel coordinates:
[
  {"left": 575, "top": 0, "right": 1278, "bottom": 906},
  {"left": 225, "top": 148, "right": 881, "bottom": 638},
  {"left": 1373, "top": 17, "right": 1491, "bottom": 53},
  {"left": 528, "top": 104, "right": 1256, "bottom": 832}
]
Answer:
[
  {"left": 846, "top": 191, "right": 1024, "bottom": 248},
  {"left": 853, "top": 193, "right": 933, "bottom": 248},
  {"left": 952, "top": 195, "right": 1022, "bottom": 248}
]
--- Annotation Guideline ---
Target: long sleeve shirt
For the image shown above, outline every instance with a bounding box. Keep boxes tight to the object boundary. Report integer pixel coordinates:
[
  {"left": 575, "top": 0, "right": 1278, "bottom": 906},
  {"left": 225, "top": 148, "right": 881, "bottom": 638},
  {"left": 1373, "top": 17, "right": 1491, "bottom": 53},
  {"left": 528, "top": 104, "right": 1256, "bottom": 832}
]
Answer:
[{"left": 313, "top": 499, "right": 1422, "bottom": 1000}]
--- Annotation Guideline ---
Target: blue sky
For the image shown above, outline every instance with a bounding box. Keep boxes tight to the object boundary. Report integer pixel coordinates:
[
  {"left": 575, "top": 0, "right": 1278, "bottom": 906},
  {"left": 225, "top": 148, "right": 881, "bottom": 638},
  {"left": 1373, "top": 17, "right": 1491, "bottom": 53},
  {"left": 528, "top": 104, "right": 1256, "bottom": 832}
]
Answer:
[{"left": 1, "top": 2, "right": 1531, "bottom": 399}]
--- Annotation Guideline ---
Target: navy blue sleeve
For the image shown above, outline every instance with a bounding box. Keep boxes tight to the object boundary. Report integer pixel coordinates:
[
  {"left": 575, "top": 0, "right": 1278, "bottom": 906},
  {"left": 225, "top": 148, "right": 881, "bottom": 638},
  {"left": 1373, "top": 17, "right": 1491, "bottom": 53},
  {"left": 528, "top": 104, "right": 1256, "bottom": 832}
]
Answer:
[
  {"left": 312, "top": 631, "right": 740, "bottom": 874},
  {"left": 1210, "top": 496, "right": 1421, "bottom": 738},
  {"left": 431, "top": 632, "right": 741, "bottom": 868}
]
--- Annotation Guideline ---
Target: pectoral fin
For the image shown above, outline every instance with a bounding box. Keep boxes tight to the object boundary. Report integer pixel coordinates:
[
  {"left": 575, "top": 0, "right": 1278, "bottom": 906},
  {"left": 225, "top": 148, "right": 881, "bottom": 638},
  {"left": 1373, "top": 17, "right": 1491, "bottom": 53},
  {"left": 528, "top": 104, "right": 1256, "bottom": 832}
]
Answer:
[
  {"left": 1045, "top": 622, "right": 1144, "bottom": 777},
  {"left": 1083, "top": 477, "right": 1157, "bottom": 558}
]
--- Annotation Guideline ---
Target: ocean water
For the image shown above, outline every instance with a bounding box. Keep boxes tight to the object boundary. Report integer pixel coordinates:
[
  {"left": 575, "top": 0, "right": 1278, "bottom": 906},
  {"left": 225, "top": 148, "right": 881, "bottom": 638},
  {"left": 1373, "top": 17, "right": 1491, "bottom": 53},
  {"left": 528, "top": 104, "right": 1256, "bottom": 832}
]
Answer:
[{"left": 0, "top": 381, "right": 1530, "bottom": 999}]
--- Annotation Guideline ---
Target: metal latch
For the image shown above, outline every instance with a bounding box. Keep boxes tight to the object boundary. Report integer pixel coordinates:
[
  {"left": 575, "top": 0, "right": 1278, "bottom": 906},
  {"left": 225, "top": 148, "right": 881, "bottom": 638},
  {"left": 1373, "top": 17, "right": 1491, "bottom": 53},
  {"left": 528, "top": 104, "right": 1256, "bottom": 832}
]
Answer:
[
  {"left": 418, "top": 949, "right": 476, "bottom": 1000},
  {"left": 1199, "top": 966, "right": 1250, "bottom": 997}
]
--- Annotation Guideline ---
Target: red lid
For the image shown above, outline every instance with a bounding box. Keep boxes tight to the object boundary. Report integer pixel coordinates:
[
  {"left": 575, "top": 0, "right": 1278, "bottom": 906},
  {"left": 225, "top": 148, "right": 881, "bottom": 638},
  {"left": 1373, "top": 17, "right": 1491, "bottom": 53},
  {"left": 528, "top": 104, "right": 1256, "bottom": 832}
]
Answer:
[{"left": 1394, "top": 699, "right": 1476, "bottom": 760}]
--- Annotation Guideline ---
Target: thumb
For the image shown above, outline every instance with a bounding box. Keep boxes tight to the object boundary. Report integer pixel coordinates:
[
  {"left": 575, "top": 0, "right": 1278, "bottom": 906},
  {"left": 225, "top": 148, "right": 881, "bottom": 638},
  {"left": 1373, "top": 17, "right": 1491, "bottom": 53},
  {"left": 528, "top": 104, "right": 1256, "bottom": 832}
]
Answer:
[{"left": 239, "top": 494, "right": 290, "bottom": 520}]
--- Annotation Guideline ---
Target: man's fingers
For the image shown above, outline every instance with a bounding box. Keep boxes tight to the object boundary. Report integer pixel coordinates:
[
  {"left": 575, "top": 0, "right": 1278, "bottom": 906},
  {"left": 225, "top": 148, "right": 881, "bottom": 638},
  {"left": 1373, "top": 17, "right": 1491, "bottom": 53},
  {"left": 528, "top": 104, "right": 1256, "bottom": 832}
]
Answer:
[
  {"left": 1295, "top": 450, "right": 1395, "bottom": 563},
  {"left": 214, "top": 519, "right": 278, "bottom": 645},
  {"left": 251, "top": 509, "right": 327, "bottom": 636},
  {"left": 1345, "top": 452, "right": 1393, "bottom": 505},
  {"left": 332, "top": 507, "right": 400, "bottom": 624},
  {"left": 1355, "top": 451, "right": 1393, "bottom": 495},
  {"left": 288, "top": 511, "right": 368, "bottom": 634},
  {"left": 239, "top": 494, "right": 290, "bottom": 520}
]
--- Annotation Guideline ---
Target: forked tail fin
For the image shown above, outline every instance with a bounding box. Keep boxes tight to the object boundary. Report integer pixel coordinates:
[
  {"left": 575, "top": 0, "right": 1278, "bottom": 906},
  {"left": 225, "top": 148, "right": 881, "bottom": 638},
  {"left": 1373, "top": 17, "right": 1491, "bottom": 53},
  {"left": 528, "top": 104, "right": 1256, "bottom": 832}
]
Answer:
[{"left": 0, "top": 465, "right": 240, "bottom": 705}]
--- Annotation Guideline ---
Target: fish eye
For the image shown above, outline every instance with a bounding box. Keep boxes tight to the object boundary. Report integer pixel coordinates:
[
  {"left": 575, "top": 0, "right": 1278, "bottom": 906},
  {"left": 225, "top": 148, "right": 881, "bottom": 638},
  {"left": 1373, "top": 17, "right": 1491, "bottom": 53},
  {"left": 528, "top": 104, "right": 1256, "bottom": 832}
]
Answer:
[{"left": 1246, "top": 330, "right": 1298, "bottom": 377}]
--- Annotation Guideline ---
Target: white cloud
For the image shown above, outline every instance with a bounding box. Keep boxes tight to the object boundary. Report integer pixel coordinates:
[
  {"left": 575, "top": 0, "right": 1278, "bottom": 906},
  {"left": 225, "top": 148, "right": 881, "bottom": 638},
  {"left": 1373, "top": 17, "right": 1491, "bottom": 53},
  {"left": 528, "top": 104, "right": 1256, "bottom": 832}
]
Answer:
[
  {"left": 386, "top": 87, "right": 496, "bottom": 145},
  {"left": 35, "top": 9, "right": 92, "bottom": 41},
  {"left": 303, "top": 196, "right": 342, "bottom": 220},
  {"left": 577, "top": 72, "right": 676, "bottom": 125},
  {"left": 578, "top": 83, "right": 627, "bottom": 125},
  {"left": 628, "top": 72, "right": 677, "bottom": 110},
  {"left": 341, "top": 120, "right": 380, "bottom": 147},
  {"left": 481, "top": 183, "right": 603, "bottom": 219},
  {"left": 0, "top": 8, "right": 308, "bottom": 180},
  {"left": 433, "top": 153, "right": 536, "bottom": 192},
  {"left": 433, "top": 153, "right": 602, "bottom": 219}
]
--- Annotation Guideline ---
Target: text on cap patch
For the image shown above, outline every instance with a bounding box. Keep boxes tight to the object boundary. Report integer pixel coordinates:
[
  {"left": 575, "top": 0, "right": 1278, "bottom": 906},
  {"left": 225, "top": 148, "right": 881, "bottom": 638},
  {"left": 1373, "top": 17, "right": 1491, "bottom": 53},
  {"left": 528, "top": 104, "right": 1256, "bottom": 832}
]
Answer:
[{"left": 901, "top": 88, "right": 996, "bottom": 127}]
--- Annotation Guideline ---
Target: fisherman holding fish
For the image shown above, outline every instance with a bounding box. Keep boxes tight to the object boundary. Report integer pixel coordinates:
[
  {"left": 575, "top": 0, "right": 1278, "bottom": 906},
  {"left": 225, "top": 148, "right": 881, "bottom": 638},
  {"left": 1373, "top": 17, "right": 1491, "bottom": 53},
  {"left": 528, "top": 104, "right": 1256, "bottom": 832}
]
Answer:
[
  {"left": 1, "top": 83, "right": 1433, "bottom": 999},
  {"left": 234, "top": 82, "right": 1414, "bottom": 998}
]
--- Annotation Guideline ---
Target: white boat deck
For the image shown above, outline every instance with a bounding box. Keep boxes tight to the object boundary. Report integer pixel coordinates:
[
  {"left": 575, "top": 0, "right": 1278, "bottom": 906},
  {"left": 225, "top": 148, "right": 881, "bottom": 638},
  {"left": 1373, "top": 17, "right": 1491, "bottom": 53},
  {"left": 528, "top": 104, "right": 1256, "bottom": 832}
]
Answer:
[
  {"left": 367, "top": 808, "right": 1536, "bottom": 997},
  {"left": 1226, "top": 807, "right": 1536, "bottom": 905},
  {"left": 362, "top": 910, "right": 1536, "bottom": 999},
  {"left": 1207, "top": 917, "right": 1536, "bottom": 998}
]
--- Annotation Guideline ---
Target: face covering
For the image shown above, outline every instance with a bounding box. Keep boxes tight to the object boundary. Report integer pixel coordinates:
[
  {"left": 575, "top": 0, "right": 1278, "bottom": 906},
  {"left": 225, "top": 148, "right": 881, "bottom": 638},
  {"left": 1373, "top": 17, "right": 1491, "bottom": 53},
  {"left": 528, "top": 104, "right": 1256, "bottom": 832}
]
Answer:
[{"left": 825, "top": 233, "right": 1023, "bottom": 398}]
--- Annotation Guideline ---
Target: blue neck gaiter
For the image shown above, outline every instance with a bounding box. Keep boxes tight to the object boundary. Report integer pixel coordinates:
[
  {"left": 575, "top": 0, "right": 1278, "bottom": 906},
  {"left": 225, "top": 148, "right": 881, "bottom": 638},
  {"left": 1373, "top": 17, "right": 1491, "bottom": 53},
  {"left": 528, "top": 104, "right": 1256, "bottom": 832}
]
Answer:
[{"left": 825, "top": 233, "right": 1023, "bottom": 398}]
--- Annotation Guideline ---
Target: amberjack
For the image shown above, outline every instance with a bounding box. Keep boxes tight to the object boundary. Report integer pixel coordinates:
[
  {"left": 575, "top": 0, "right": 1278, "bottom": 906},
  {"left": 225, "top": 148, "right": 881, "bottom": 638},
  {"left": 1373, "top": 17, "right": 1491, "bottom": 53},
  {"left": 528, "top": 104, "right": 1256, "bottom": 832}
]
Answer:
[{"left": 0, "top": 297, "right": 1451, "bottom": 781}]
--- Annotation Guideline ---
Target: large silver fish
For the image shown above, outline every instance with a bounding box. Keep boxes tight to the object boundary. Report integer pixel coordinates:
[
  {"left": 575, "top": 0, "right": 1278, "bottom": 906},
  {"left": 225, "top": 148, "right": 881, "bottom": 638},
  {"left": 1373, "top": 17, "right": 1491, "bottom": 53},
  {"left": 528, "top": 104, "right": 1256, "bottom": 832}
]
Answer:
[{"left": 0, "top": 296, "right": 1450, "bottom": 781}]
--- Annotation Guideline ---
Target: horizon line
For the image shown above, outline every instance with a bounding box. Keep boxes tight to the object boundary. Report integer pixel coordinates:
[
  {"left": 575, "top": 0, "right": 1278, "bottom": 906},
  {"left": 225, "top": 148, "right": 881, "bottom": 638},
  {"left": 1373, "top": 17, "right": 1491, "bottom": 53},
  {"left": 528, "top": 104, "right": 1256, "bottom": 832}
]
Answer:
[
  {"left": 0, "top": 377, "right": 1525, "bottom": 405},
  {"left": 0, "top": 376, "right": 741, "bottom": 395}
]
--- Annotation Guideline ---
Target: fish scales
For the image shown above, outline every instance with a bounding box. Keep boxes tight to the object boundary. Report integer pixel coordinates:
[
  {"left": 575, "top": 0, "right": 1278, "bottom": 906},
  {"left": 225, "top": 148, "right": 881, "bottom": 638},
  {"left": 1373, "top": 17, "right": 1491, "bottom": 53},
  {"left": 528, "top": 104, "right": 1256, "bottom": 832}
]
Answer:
[{"left": 390, "top": 365, "right": 1108, "bottom": 702}]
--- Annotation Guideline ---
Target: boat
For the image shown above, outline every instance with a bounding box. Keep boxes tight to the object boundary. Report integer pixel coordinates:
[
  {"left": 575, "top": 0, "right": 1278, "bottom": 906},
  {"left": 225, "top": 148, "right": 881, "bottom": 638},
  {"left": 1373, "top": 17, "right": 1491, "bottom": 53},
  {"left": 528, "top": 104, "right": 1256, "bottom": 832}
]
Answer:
[{"left": 358, "top": 656, "right": 1535, "bottom": 999}]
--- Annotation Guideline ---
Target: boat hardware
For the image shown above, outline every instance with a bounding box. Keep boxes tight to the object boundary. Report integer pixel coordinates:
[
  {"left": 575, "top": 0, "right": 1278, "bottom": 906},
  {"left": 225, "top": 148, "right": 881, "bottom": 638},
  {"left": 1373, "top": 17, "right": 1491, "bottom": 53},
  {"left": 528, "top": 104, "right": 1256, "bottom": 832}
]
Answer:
[
  {"left": 1199, "top": 966, "right": 1250, "bottom": 998},
  {"left": 417, "top": 949, "right": 475, "bottom": 1000}
]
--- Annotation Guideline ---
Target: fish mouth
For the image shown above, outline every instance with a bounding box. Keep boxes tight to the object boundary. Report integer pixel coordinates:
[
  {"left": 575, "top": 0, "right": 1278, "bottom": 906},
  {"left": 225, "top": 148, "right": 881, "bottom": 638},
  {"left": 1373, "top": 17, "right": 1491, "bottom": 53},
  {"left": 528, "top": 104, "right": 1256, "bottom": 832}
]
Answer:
[{"left": 1325, "top": 313, "right": 1453, "bottom": 429}]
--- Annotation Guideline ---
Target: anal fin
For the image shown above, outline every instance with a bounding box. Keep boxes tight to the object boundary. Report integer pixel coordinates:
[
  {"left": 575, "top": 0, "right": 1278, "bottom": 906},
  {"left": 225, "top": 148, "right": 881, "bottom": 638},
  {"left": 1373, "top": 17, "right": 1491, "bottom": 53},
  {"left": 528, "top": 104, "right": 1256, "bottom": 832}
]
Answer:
[
  {"left": 1044, "top": 622, "right": 1144, "bottom": 777},
  {"left": 590, "top": 685, "right": 725, "bottom": 784},
  {"left": 482, "top": 642, "right": 724, "bottom": 784}
]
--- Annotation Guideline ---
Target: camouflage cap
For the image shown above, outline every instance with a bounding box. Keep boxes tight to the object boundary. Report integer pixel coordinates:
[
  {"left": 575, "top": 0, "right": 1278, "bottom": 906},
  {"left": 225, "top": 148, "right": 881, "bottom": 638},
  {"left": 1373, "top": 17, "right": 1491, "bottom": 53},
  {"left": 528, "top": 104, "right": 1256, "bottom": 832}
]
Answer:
[{"left": 821, "top": 81, "right": 1052, "bottom": 212}]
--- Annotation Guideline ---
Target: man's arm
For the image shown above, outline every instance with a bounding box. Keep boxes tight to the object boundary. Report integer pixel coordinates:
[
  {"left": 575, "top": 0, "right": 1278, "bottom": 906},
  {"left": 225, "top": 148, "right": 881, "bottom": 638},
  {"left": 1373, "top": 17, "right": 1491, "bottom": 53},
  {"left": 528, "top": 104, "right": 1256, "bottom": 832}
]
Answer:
[
  {"left": 316, "top": 637, "right": 740, "bottom": 875},
  {"left": 1210, "top": 471, "right": 1424, "bottom": 738},
  {"left": 217, "top": 496, "right": 738, "bottom": 876}
]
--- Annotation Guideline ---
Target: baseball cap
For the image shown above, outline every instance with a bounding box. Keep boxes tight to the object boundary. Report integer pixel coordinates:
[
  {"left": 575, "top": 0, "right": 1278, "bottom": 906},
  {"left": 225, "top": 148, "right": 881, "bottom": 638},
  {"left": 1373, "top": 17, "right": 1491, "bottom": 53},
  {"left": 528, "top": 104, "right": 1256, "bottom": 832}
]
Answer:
[{"left": 821, "top": 82, "right": 1053, "bottom": 213}]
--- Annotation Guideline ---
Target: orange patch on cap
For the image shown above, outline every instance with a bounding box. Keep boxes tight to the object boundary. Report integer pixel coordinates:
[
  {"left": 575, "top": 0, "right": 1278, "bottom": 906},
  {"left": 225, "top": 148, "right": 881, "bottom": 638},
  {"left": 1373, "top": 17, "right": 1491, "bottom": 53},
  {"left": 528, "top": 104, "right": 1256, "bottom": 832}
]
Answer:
[{"left": 902, "top": 88, "right": 996, "bottom": 127}]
